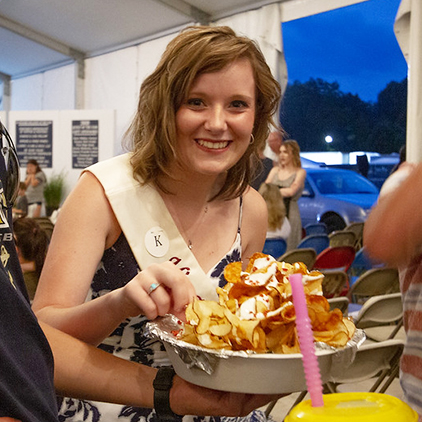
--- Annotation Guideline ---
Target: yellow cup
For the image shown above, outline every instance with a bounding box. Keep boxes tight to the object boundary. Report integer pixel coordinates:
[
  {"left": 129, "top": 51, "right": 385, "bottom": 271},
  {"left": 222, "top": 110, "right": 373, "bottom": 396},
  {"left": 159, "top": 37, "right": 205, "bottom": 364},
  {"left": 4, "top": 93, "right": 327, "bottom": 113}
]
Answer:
[{"left": 285, "top": 392, "right": 418, "bottom": 421}]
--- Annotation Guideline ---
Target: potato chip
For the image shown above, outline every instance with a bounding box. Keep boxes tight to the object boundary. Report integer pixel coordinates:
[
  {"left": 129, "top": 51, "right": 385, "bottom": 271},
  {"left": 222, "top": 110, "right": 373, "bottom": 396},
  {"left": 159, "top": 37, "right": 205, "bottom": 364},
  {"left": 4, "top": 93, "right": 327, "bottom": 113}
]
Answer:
[
  {"left": 179, "top": 252, "right": 356, "bottom": 354},
  {"left": 223, "top": 261, "right": 242, "bottom": 284}
]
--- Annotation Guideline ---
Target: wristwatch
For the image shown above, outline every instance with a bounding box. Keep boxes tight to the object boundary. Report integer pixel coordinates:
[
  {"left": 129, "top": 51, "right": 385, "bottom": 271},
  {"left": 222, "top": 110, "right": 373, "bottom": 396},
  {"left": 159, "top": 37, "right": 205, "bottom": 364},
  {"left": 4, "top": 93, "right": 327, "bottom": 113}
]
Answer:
[{"left": 153, "top": 367, "right": 182, "bottom": 421}]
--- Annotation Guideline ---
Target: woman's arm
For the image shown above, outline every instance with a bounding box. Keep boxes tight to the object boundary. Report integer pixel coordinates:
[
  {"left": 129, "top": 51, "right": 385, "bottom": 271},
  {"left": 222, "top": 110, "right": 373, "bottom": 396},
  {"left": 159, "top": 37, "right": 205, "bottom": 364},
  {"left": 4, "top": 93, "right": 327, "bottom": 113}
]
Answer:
[
  {"left": 24, "top": 174, "right": 34, "bottom": 187},
  {"left": 279, "top": 168, "right": 306, "bottom": 198},
  {"left": 33, "top": 172, "right": 196, "bottom": 345},
  {"left": 364, "top": 163, "right": 422, "bottom": 267}
]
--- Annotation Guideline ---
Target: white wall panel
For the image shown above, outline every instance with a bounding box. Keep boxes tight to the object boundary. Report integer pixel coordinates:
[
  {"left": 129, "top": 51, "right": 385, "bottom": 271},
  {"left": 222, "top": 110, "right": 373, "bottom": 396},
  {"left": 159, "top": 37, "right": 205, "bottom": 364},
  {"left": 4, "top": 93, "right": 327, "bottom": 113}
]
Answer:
[
  {"left": 85, "top": 47, "right": 138, "bottom": 155},
  {"left": 11, "top": 73, "right": 43, "bottom": 110},
  {"left": 43, "top": 64, "right": 76, "bottom": 110}
]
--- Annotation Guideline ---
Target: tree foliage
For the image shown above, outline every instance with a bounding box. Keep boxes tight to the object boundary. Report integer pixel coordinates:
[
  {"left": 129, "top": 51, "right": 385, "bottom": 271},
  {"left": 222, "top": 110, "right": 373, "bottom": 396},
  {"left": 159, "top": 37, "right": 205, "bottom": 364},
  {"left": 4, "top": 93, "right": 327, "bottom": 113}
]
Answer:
[{"left": 280, "top": 77, "right": 407, "bottom": 154}]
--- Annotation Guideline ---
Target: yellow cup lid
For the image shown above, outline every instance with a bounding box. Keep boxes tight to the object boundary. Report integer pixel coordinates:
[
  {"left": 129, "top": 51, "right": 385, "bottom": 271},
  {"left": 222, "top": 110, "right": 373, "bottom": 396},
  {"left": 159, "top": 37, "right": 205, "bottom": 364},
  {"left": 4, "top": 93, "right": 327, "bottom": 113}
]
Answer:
[{"left": 285, "top": 392, "right": 418, "bottom": 422}]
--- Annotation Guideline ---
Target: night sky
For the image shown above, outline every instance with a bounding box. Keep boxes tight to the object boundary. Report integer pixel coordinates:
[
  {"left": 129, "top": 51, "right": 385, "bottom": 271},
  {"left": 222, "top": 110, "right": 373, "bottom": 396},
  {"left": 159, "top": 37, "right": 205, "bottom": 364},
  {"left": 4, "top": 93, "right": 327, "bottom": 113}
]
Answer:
[{"left": 282, "top": 0, "right": 407, "bottom": 102}]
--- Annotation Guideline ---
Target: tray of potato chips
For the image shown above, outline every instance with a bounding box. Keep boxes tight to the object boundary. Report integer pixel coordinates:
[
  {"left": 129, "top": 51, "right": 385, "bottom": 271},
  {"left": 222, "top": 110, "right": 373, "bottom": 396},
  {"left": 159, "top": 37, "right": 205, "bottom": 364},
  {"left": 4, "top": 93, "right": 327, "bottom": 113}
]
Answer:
[{"left": 146, "top": 253, "right": 365, "bottom": 394}]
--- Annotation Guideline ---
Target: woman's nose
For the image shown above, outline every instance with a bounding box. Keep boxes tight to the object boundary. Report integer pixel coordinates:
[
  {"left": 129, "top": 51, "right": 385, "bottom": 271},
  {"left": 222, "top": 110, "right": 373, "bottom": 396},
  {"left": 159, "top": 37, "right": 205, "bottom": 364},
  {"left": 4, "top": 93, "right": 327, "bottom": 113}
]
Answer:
[{"left": 204, "top": 106, "right": 227, "bottom": 132}]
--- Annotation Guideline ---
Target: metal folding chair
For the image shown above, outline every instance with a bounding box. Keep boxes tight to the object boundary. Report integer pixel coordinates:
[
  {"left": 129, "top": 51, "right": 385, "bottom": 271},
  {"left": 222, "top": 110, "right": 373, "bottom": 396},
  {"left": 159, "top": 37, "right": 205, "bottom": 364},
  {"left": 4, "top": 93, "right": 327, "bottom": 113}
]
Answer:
[
  {"left": 353, "top": 292, "right": 403, "bottom": 342},
  {"left": 344, "top": 222, "right": 365, "bottom": 250},
  {"left": 325, "top": 339, "right": 404, "bottom": 394},
  {"left": 321, "top": 270, "right": 349, "bottom": 298},
  {"left": 297, "top": 234, "right": 330, "bottom": 255},
  {"left": 262, "top": 238, "right": 287, "bottom": 259},
  {"left": 349, "top": 267, "right": 400, "bottom": 305},
  {"left": 329, "top": 230, "right": 356, "bottom": 248},
  {"left": 347, "top": 246, "right": 384, "bottom": 287},
  {"left": 312, "top": 246, "right": 356, "bottom": 273},
  {"left": 327, "top": 296, "right": 349, "bottom": 316},
  {"left": 304, "top": 222, "right": 328, "bottom": 236},
  {"left": 278, "top": 248, "right": 317, "bottom": 269}
]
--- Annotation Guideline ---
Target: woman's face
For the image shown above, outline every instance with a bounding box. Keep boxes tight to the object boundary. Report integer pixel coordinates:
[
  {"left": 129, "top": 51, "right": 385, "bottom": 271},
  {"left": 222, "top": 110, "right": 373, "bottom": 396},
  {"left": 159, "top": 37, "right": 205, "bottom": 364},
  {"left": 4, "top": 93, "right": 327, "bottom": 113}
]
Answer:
[
  {"left": 174, "top": 58, "right": 256, "bottom": 178},
  {"left": 279, "top": 145, "right": 292, "bottom": 166},
  {"left": 26, "top": 163, "right": 36, "bottom": 174}
]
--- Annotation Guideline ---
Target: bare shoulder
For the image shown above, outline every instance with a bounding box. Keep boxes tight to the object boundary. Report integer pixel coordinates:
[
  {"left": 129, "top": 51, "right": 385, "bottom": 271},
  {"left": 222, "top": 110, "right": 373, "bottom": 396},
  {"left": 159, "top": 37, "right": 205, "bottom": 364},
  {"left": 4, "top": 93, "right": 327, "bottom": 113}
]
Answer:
[
  {"left": 297, "top": 168, "right": 307, "bottom": 178},
  {"left": 54, "top": 171, "right": 119, "bottom": 245},
  {"left": 243, "top": 187, "right": 267, "bottom": 216},
  {"left": 265, "top": 166, "right": 277, "bottom": 183}
]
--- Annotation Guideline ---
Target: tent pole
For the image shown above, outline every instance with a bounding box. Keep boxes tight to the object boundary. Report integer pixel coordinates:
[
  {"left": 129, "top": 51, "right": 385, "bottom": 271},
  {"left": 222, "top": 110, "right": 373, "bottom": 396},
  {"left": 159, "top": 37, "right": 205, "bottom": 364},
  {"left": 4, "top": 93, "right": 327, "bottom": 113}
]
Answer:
[{"left": 406, "top": 0, "right": 422, "bottom": 162}]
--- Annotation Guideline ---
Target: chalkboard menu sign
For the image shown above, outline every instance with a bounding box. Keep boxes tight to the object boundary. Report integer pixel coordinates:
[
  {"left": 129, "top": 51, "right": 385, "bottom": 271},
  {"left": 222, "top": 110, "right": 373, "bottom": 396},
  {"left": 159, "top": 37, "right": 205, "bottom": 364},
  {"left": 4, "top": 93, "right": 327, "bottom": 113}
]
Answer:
[
  {"left": 72, "top": 120, "right": 99, "bottom": 169},
  {"left": 16, "top": 120, "right": 53, "bottom": 168}
]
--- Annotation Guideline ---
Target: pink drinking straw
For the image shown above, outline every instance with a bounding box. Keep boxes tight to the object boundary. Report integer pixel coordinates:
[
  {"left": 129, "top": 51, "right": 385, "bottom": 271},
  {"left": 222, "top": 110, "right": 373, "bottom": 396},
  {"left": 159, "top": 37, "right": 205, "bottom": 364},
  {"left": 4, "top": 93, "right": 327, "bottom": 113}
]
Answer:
[{"left": 290, "top": 273, "right": 324, "bottom": 407}]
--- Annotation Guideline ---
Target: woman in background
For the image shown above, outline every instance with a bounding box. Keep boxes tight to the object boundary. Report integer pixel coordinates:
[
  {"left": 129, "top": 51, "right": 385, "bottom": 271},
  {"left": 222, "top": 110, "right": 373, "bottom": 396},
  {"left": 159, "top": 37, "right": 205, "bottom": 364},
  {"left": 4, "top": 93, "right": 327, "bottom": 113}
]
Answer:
[
  {"left": 265, "top": 139, "right": 306, "bottom": 250},
  {"left": 259, "top": 182, "right": 291, "bottom": 241},
  {"left": 25, "top": 159, "right": 46, "bottom": 218}
]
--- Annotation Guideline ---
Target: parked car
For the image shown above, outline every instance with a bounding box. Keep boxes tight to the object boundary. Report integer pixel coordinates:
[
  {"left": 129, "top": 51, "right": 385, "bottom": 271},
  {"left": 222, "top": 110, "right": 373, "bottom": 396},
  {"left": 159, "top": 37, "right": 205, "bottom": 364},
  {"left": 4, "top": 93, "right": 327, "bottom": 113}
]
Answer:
[
  {"left": 298, "top": 168, "right": 379, "bottom": 233},
  {"left": 367, "top": 154, "right": 400, "bottom": 189}
]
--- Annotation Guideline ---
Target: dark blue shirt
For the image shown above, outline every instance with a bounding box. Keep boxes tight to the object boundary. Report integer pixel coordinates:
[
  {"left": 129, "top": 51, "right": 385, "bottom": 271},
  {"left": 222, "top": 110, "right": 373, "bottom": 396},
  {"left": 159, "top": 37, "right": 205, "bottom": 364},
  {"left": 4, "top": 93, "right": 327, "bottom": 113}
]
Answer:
[{"left": 0, "top": 155, "right": 58, "bottom": 421}]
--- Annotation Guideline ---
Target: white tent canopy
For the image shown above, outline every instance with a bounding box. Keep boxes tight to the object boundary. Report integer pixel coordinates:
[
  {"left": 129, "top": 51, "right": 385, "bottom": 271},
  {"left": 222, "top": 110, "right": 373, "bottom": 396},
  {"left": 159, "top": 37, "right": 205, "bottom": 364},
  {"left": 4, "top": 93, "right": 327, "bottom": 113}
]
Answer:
[
  {"left": 0, "top": 0, "right": 418, "bottom": 186},
  {"left": 0, "top": 0, "right": 370, "bottom": 141}
]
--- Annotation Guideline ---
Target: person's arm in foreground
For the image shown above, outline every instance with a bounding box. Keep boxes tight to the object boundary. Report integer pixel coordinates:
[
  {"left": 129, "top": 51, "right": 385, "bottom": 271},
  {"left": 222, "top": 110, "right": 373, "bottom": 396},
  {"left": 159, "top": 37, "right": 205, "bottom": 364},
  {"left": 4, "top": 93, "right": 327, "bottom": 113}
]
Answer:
[
  {"left": 41, "top": 320, "right": 282, "bottom": 417},
  {"left": 364, "top": 162, "right": 422, "bottom": 267}
]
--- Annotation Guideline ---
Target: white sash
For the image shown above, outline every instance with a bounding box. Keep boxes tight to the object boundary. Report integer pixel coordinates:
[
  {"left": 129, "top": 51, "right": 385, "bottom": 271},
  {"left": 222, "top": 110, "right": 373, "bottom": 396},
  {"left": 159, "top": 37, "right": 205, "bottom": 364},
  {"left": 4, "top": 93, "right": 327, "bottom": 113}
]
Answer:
[{"left": 85, "top": 153, "right": 218, "bottom": 300}]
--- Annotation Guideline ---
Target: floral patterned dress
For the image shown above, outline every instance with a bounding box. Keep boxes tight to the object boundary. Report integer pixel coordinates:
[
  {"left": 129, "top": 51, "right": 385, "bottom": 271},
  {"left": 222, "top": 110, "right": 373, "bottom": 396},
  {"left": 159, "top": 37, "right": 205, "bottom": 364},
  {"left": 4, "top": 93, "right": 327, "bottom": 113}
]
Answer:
[{"left": 57, "top": 200, "right": 269, "bottom": 422}]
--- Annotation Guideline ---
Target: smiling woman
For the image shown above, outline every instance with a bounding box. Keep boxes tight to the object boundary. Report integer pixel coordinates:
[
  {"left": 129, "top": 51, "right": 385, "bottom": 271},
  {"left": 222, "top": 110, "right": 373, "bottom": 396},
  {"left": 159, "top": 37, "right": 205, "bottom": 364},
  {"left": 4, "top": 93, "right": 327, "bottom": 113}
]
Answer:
[
  {"left": 32, "top": 26, "right": 282, "bottom": 422},
  {"left": 174, "top": 58, "right": 256, "bottom": 180}
]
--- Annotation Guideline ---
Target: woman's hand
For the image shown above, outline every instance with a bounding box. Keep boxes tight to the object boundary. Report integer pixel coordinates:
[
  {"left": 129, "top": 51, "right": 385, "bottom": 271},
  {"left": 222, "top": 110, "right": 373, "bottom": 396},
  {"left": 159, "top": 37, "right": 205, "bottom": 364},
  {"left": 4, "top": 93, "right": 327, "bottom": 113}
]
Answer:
[
  {"left": 117, "top": 261, "right": 197, "bottom": 321},
  {"left": 171, "top": 375, "right": 286, "bottom": 417}
]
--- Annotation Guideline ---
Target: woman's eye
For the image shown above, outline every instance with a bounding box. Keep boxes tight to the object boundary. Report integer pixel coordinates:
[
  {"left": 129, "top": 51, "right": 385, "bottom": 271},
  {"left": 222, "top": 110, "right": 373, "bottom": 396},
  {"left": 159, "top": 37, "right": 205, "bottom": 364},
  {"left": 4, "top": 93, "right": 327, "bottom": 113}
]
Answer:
[
  {"left": 231, "top": 100, "right": 248, "bottom": 109},
  {"left": 187, "top": 98, "right": 204, "bottom": 107}
]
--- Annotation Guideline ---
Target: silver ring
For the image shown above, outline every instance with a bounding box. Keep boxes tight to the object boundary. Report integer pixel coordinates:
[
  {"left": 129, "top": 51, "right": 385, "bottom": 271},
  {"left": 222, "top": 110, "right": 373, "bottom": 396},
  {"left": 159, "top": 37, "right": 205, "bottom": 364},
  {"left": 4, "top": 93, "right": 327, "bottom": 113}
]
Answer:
[{"left": 147, "top": 282, "right": 161, "bottom": 295}]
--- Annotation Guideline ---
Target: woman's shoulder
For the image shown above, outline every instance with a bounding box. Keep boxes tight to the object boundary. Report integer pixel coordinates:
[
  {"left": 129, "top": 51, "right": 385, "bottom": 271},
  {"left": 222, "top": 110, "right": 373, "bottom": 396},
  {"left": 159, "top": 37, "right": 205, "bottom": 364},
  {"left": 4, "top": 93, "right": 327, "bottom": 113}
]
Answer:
[
  {"left": 265, "top": 165, "right": 279, "bottom": 182},
  {"left": 37, "top": 170, "right": 47, "bottom": 180},
  {"left": 243, "top": 186, "right": 266, "bottom": 208},
  {"left": 295, "top": 167, "right": 307, "bottom": 179}
]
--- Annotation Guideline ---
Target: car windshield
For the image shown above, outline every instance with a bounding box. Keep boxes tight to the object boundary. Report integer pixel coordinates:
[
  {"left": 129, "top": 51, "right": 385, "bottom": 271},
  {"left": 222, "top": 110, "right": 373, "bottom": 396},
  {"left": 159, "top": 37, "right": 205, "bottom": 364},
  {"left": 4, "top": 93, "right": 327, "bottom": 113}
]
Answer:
[{"left": 309, "top": 171, "right": 379, "bottom": 195}]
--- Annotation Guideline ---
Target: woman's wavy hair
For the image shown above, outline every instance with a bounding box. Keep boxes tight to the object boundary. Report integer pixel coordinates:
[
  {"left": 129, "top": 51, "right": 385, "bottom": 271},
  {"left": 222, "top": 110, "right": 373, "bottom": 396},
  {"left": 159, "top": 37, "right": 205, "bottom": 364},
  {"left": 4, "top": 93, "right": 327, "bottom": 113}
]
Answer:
[
  {"left": 125, "top": 25, "right": 281, "bottom": 200},
  {"left": 13, "top": 217, "right": 49, "bottom": 278},
  {"left": 258, "top": 183, "right": 286, "bottom": 231},
  {"left": 283, "top": 139, "right": 302, "bottom": 169}
]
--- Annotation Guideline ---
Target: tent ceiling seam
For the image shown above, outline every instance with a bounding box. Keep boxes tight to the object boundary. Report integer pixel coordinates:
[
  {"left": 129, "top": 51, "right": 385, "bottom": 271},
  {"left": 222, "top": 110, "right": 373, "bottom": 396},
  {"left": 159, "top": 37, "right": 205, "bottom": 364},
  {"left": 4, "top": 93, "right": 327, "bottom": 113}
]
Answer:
[
  {"left": 0, "top": 13, "right": 85, "bottom": 61},
  {"left": 152, "top": 0, "right": 211, "bottom": 24}
]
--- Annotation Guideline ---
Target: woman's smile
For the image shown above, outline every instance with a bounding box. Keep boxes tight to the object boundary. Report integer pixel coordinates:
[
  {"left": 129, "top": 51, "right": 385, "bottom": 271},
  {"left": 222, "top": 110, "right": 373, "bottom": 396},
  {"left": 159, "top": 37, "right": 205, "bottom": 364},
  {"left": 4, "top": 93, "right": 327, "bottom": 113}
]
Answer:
[
  {"left": 196, "top": 139, "right": 231, "bottom": 150},
  {"left": 175, "top": 58, "right": 256, "bottom": 176}
]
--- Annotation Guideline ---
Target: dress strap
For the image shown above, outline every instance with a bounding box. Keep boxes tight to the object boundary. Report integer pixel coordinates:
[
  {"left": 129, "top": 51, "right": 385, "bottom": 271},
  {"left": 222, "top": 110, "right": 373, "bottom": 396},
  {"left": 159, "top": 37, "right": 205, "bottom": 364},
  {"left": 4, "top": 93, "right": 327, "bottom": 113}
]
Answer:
[{"left": 237, "top": 196, "right": 243, "bottom": 234}]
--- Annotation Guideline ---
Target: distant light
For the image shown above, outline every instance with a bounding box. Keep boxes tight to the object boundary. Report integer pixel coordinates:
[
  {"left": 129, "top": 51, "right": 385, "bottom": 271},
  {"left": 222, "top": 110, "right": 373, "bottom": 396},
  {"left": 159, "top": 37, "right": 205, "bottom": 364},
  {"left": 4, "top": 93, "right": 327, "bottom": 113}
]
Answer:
[{"left": 325, "top": 135, "right": 333, "bottom": 144}]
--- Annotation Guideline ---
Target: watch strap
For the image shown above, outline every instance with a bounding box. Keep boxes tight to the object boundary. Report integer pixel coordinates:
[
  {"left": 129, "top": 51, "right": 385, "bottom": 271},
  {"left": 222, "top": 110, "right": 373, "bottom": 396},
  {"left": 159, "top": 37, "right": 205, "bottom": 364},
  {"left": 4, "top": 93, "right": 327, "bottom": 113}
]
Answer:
[{"left": 153, "top": 367, "right": 182, "bottom": 421}]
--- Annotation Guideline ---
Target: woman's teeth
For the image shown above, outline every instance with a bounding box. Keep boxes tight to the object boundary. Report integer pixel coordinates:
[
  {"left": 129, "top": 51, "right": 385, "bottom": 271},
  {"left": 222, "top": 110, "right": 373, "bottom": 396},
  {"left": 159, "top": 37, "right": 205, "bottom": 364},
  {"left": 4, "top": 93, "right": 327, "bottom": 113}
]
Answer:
[{"left": 197, "top": 140, "right": 229, "bottom": 149}]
